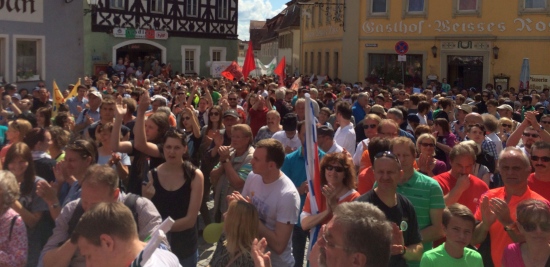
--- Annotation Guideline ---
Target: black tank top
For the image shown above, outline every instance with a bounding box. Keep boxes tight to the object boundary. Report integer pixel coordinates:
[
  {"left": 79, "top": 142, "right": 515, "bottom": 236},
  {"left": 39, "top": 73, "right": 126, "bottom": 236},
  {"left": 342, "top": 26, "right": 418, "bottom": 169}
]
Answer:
[{"left": 151, "top": 166, "right": 198, "bottom": 261}]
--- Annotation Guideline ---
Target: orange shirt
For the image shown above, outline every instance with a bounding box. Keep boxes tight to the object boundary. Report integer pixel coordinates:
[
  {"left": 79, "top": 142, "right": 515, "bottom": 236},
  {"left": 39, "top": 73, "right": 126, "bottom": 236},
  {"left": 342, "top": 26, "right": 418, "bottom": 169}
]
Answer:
[
  {"left": 357, "top": 166, "right": 375, "bottom": 195},
  {"left": 433, "top": 172, "right": 489, "bottom": 213},
  {"left": 302, "top": 189, "right": 360, "bottom": 226},
  {"left": 527, "top": 173, "right": 550, "bottom": 201},
  {"left": 360, "top": 150, "right": 418, "bottom": 173},
  {"left": 474, "top": 187, "right": 547, "bottom": 267}
]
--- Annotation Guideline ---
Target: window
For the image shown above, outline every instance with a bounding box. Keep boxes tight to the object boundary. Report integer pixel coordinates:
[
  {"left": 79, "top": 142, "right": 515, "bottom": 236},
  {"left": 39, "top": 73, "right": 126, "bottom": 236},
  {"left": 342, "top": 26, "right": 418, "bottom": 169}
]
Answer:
[
  {"left": 14, "top": 36, "right": 45, "bottom": 82},
  {"left": 372, "top": 0, "right": 387, "bottom": 13},
  {"left": 334, "top": 52, "right": 339, "bottom": 78},
  {"left": 368, "top": 0, "right": 390, "bottom": 17},
  {"left": 452, "top": 0, "right": 482, "bottom": 16},
  {"left": 525, "top": 0, "right": 546, "bottom": 8},
  {"left": 210, "top": 47, "right": 226, "bottom": 62},
  {"left": 367, "top": 54, "right": 424, "bottom": 86},
  {"left": 305, "top": 52, "right": 308, "bottom": 73},
  {"left": 317, "top": 52, "right": 322, "bottom": 74},
  {"left": 325, "top": 52, "right": 329, "bottom": 76},
  {"left": 519, "top": 0, "right": 548, "bottom": 14},
  {"left": 402, "top": 0, "right": 427, "bottom": 18},
  {"left": 311, "top": 6, "right": 315, "bottom": 27},
  {"left": 408, "top": 0, "right": 424, "bottom": 11},
  {"left": 318, "top": 3, "right": 323, "bottom": 26},
  {"left": 217, "top": 0, "right": 229, "bottom": 19},
  {"left": 181, "top": 45, "right": 201, "bottom": 75},
  {"left": 110, "top": 0, "right": 124, "bottom": 9},
  {"left": 151, "top": 0, "right": 163, "bottom": 13},
  {"left": 0, "top": 35, "right": 6, "bottom": 81},
  {"left": 310, "top": 52, "right": 313, "bottom": 74},
  {"left": 186, "top": 0, "right": 198, "bottom": 17}
]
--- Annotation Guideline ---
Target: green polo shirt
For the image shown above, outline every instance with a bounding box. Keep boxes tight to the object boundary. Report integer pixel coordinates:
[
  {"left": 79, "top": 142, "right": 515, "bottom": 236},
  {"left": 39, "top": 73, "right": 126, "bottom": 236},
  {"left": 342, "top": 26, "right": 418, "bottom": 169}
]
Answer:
[{"left": 396, "top": 171, "right": 445, "bottom": 267}]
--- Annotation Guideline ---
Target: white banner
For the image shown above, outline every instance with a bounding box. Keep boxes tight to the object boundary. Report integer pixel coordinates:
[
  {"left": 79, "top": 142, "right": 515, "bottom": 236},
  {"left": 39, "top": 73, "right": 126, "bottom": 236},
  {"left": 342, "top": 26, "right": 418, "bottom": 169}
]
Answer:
[
  {"left": 530, "top": 75, "right": 550, "bottom": 92},
  {"left": 0, "top": 0, "right": 43, "bottom": 23},
  {"left": 250, "top": 57, "right": 277, "bottom": 76},
  {"left": 210, "top": 61, "right": 233, "bottom": 78}
]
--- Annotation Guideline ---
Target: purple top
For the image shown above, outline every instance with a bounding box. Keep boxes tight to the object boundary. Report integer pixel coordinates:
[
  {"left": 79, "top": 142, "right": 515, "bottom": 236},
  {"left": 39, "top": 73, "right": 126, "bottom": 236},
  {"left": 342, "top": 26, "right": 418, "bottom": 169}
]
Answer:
[
  {"left": 502, "top": 243, "right": 526, "bottom": 267},
  {"left": 438, "top": 132, "right": 457, "bottom": 148},
  {"left": 432, "top": 160, "right": 448, "bottom": 176}
]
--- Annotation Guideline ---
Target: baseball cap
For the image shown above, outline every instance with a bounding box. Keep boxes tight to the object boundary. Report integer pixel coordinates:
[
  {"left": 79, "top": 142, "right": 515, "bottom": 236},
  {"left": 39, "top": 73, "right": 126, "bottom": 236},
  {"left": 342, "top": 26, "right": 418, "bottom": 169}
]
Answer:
[
  {"left": 282, "top": 113, "right": 298, "bottom": 132},
  {"left": 522, "top": 95, "right": 533, "bottom": 102},
  {"left": 88, "top": 90, "right": 103, "bottom": 99},
  {"left": 317, "top": 125, "right": 334, "bottom": 138},
  {"left": 12, "top": 93, "right": 21, "bottom": 101},
  {"left": 151, "top": 95, "right": 167, "bottom": 105},
  {"left": 223, "top": 109, "right": 240, "bottom": 119},
  {"left": 496, "top": 104, "right": 513, "bottom": 112},
  {"left": 370, "top": 104, "right": 387, "bottom": 117},
  {"left": 457, "top": 104, "right": 473, "bottom": 114}
]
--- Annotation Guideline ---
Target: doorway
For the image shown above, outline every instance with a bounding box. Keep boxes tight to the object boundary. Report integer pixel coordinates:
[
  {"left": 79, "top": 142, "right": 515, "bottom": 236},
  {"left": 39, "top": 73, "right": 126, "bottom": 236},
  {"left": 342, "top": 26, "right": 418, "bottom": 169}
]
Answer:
[
  {"left": 447, "top": 55, "right": 484, "bottom": 90},
  {"left": 115, "top": 43, "right": 162, "bottom": 66}
]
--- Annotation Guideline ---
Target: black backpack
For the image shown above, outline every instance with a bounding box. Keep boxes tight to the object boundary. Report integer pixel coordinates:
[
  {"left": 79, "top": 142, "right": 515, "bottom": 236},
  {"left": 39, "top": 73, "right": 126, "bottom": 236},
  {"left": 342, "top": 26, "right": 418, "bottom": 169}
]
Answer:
[{"left": 66, "top": 193, "right": 139, "bottom": 237}]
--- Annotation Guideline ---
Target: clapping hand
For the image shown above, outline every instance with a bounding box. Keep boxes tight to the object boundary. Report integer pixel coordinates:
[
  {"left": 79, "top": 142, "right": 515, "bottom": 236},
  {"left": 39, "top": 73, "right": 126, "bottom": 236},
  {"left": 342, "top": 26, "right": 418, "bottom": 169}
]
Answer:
[
  {"left": 390, "top": 223, "right": 405, "bottom": 255},
  {"left": 251, "top": 238, "right": 272, "bottom": 267},
  {"left": 36, "top": 180, "right": 58, "bottom": 206},
  {"left": 115, "top": 95, "right": 127, "bottom": 117}
]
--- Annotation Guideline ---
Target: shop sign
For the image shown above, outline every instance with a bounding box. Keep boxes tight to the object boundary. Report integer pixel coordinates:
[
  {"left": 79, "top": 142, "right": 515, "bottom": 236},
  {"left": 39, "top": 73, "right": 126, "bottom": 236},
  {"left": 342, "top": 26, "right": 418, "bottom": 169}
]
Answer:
[
  {"left": 530, "top": 75, "right": 550, "bottom": 92},
  {"left": 0, "top": 0, "right": 43, "bottom": 23},
  {"left": 305, "top": 26, "right": 341, "bottom": 38},
  {"left": 363, "top": 18, "right": 550, "bottom": 35},
  {"left": 113, "top": 28, "right": 169, "bottom": 40}
]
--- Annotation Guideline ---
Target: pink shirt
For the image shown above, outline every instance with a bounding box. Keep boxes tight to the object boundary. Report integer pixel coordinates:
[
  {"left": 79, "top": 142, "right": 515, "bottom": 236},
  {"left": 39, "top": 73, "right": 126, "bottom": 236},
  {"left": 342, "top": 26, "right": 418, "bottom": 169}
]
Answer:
[
  {"left": 502, "top": 243, "right": 526, "bottom": 267},
  {"left": 0, "top": 208, "right": 28, "bottom": 267}
]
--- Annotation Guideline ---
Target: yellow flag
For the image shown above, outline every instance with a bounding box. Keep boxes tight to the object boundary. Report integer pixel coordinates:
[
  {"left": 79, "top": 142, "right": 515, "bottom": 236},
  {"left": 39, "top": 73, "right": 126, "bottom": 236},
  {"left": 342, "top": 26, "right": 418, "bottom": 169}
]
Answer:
[
  {"left": 52, "top": 80, "right": 65, "bottom": 117},
  {"left": 65, "top": 78, "right": 81, "bottom": 100}
]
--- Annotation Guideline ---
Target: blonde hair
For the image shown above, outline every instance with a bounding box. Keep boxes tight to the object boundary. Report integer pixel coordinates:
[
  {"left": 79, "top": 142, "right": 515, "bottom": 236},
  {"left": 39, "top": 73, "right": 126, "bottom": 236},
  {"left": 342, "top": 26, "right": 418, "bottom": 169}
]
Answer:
[
  {"left": 224, "top": 200, "right": 259, "bottom": 257},
  {"left": 416, "top": 133, "right": 437, "bottom": 156},
  {"left": 231, "top": 124, "right": 253, "bottom": 146},
  {"left": 0, "top": 170, "right": 20, "bottom": 214},
  {"left": 9, "top": 119, "right": 32, "bottom": 142}
]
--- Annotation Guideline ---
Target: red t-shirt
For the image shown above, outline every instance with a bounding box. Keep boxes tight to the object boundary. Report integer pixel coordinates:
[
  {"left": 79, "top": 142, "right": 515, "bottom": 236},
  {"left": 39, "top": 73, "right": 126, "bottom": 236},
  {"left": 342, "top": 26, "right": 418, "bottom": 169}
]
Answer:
[
  {"left": 527, "top": 173, "right": 550, "bottom": 201},
  {"left": 248, "top": 107, "right": 268, "bottom": 137},
  {"left": 474, "top": 187, "right": 547, "bottom": 267},
  {"left": 433, "top": 171, "right": 489, "bottom": 213},
  {"left": 357, "top": 166, "right": 375, "bottom": 195}
]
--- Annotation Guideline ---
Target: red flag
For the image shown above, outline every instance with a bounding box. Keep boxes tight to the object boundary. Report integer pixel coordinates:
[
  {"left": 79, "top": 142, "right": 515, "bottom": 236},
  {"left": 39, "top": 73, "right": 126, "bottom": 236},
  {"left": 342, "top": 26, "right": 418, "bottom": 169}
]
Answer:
[
  {"left": 274, "top": 56, "right": 286, "bottom": 86},
  {"left": 221, "top": 61, "right": 243, "bottom": 81},
  {"left": 242, "top": 42, "right": 256, "bottom": 78}
]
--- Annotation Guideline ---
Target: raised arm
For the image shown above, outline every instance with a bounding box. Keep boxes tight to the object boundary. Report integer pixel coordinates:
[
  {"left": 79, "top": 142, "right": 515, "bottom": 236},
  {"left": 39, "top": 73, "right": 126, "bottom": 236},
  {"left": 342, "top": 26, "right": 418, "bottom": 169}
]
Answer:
[
  {"left": 506, "top": 118, "right": 530, "bottom": 147},
  {"left": 111, "top": 96, "right": 133, "bottom": 153},
  {"left": 134, "top": 93, "right": 161, "bottom": 158},
  {"left": 186, "top": 107, "right": 201, "bottom": 138}
]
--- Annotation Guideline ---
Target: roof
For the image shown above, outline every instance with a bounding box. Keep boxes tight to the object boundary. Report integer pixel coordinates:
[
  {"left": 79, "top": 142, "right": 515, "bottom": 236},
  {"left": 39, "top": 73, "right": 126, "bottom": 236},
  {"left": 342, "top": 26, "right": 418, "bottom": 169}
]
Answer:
[{"left": 277, "top": 4, "right": 301, "bottom": 31}]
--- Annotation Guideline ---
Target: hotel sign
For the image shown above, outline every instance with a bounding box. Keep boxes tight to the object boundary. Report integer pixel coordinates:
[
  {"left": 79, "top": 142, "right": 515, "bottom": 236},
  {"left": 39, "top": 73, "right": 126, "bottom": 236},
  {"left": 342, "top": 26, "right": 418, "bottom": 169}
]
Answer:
[
  {"left": 0, "top": 0, "right": 44, "bottom": 23},
  {"left": 113, "top": 28, "right": 169, "bottom": 40}
]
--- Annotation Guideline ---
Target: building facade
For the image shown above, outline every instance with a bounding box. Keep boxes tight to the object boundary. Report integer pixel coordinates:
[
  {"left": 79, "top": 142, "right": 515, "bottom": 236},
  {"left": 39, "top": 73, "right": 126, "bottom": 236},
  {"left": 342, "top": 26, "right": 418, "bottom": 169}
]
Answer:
[
  {"left": 84, "top": 0, "right": 238, "bottom": 77},
  {"left": 302, "top": 0, "right": 550, "bottom": 89},
  {"left": 0, "top": 1, "right": 84, "bottom": 88}
]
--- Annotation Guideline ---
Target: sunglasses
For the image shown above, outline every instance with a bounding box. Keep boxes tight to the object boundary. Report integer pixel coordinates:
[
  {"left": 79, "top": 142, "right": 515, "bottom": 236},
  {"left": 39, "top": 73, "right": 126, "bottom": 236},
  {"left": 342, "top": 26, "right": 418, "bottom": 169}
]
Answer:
[
  {"left": 531, "top": 156, "right": 550, "bottom": 162},
  {"left": 420, "top": 143, "right": 435, "bottom": 148},
  {"left": 325, "top": 165, "right": 345, "bottom": 172},
  {"left": 177, "top": 92, "right": 185, "bottom": 95},
  {"left": 374, "top": 151, "right": 401, "bottom": 165},
  {"left": 521, "top": 222, "right": 550, "bottom": 232},
  {"left": 541, "top": 121, "right": 550, "bottom": 125},
  {"left": 501, "top": 124, "right": 512, "bottom": 128},
  {"left": 228, "top": 98, "right": 237, "bottom": 101},
  {"left": 209, "top": 112, "right": 220, "bottom": 116},
  {"left": 523, "top": 133, "right": 540, "bottom": 138},
  {"left": 363, "top": 124, "right": 378, "bottom": 129}
]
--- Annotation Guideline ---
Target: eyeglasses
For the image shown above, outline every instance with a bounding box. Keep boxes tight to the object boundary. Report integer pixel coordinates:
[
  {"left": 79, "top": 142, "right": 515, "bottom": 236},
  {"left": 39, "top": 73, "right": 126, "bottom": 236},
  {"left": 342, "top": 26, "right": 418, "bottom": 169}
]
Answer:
[
  {"left": 209, "top": 112, "right": 220, "bottom": 116},
  {"left": 363, "top": 124, "right": 378, "bottom": 129},
  {"left": 325, "top": 165, "right": 345, "bottom": 172},
  {"left": 501, "top": 124, "right": 512, "bottom": 128},
  {"left": 523, "top": 133, "right": 540, "bottom": 138},
  {"left": 420, "top": 143, "right": 435, "bottom": 148},
  {"left": 531, "top": 156, "right": 550, "bottom": 162},
  {"left": 521, "top": 221, "right": 550, "bottom": 232},
  {"left": 541, "top": 121, "right": 550, "bottom": 125},
  {"left": 228, "top": 98, "right": 237, "bottom": 101},
  {"left": 374, "top": 151, "right": 401, "bottom": 166},
  {"left": 321, "top": 224, "right": 351, "bottom": 251}
]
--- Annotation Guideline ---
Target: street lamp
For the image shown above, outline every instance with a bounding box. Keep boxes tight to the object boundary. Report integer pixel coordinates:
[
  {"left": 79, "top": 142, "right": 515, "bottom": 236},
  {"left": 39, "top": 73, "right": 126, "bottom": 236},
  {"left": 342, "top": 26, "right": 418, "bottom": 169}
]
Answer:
[
  {"left": 493, "top": 46, "right": 500, "bottom": 59},
  {"left": 431, "top": 45, "right": 437, "bottom": 58},
  {"left": 84, "top": 0, "right": 99, "bottom": 15}
]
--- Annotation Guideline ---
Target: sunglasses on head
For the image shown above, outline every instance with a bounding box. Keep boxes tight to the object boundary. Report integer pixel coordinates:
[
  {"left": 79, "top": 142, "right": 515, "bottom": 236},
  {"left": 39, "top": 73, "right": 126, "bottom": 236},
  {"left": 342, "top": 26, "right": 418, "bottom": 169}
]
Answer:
[
  {"left": 363, "top": 124, "right": 377, "bottom": 129},
  {"left": 531, "top": 156, "right": 550, "bottom": 162},
  {"left": 523, "top": 133, "right": 540, "bottom": 138},
  {"left": 325, "top": 165, "right": 345, "bottom": 172},
  {"left": 521, "top": 221, "right": 550, "bottom": 232},
  {"left": 374, "top": 151, "right": 401, "bottom": 165}
]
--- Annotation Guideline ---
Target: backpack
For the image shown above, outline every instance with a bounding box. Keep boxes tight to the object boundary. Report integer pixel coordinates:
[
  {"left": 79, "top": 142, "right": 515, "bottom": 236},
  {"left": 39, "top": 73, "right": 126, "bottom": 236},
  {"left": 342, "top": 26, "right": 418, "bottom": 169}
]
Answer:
[{"left": 66, "top": 193, "right": 139, "bottom": 237}]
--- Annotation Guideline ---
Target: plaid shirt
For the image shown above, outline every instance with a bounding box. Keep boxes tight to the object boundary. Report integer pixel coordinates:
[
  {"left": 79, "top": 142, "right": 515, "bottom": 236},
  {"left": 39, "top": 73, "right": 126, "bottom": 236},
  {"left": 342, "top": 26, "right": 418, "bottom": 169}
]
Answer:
[{"left": 482, "top": 137, "right": 498, "bottom": 159}]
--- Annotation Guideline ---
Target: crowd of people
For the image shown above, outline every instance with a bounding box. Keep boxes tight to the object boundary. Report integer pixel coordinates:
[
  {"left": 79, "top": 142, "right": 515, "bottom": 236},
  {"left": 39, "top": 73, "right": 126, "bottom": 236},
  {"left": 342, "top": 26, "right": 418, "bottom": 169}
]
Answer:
[{"left": 1, "top": 70, "right": 550, "bottom": 267}]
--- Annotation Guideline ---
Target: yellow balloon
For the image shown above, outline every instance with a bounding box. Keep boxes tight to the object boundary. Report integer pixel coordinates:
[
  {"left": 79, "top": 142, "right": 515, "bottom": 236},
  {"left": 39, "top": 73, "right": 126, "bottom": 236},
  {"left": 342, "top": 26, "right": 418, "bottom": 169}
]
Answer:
[{"left": 203, "top": 223, "right": 224, "bottom": 244}]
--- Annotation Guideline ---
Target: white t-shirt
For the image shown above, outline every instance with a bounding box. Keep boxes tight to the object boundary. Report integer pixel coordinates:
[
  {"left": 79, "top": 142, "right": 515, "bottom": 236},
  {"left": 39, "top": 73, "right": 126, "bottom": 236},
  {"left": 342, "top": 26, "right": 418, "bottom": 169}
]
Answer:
[
  {"left": 272, "top": 130, "right": 302, "bottom": 152},
  {"left": 353, "top": 138, "right": 370, "bottom": 167},
  {"left": 326, "top": 142, "right": 343, "bottom": 154},
  {"left": 242, "top": 171, "right": 300, "bottom": 267},
  {"left": 334, "top": 123, "right": 356, "bottom": 155},
  {"left": 143, "top": 248, "right": 182, "bottom": 267}
]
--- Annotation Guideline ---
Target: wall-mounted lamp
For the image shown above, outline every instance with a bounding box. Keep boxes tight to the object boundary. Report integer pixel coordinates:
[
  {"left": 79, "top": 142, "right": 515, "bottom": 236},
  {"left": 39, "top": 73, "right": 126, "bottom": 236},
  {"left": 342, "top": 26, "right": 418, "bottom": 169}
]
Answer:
[
  {"left": 84, "top": 0, "right": 98, "bottom": 15},
  {"left": 493, "top": 46, "right": 500, "bottom": 59},
  {"left": 431, "top": 45, "right": 437, "bottom": 58}
]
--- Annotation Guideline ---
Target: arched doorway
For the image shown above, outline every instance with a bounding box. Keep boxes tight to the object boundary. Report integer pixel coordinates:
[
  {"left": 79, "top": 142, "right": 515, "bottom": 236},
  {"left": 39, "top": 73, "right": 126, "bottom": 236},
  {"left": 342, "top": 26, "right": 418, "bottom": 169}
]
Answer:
[{"left": 112, "top": 40, "right": 167, "bottom": 67}]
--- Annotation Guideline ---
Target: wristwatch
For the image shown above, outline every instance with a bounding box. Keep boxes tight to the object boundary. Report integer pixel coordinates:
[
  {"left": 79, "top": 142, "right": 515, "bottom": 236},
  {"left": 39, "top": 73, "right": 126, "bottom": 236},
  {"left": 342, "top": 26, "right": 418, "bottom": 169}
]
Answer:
[
  {"left": 504, "top": 223, "right": 516, "bottom": 232},
  {"left": 50, "top": 203, "right": 60, "bottom": 209},
  {"left": 401, "top": 246, "right": 407, "bottom": 256}
]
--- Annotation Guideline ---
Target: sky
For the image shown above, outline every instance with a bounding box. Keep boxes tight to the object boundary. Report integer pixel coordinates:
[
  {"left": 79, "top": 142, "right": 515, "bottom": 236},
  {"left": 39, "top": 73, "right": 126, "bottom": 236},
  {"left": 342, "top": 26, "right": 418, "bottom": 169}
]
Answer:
[{"left": 238, "top": 0, "right": 287, "bottom": 41}]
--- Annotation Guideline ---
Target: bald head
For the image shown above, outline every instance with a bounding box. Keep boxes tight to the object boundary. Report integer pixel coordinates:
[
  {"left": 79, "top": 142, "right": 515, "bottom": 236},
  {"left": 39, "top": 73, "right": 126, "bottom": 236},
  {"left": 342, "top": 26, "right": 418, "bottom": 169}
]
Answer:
[
  {"left": 498, "top": 147, "right": 530, "bottom": 169},
  {"left": 464, "top": 112, "right": 483, "bottom": 127}
]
